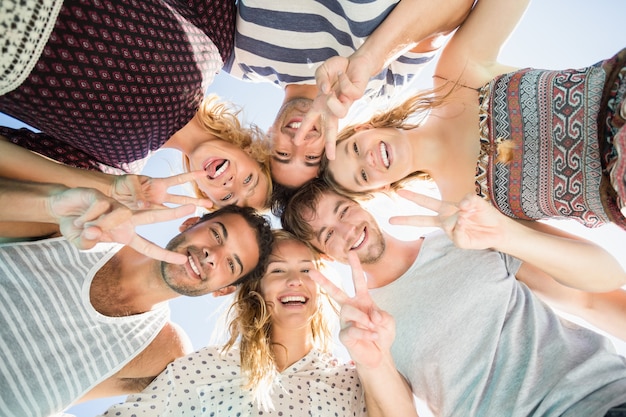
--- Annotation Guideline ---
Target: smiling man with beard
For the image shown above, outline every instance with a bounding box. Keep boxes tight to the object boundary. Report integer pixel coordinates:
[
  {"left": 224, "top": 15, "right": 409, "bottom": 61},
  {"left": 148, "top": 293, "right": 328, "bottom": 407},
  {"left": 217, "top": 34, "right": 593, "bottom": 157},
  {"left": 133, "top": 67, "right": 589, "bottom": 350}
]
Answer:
[
  {"left": 281, "top": 178, "right": 626, "bottom": 416},
  {"left": 0, "top": 180, "right": 273, "bottom": 417}
]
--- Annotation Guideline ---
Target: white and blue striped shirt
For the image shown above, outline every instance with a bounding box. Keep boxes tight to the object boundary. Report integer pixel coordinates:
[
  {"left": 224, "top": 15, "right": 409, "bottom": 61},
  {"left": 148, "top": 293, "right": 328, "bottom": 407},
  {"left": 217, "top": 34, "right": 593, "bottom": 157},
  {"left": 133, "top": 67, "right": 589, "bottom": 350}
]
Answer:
[
  {"left": 0, "top": 238, "right": 168, "bottom": 417},
  {"left": 225, "top": 0, "right": 435, "bottom": 101}
]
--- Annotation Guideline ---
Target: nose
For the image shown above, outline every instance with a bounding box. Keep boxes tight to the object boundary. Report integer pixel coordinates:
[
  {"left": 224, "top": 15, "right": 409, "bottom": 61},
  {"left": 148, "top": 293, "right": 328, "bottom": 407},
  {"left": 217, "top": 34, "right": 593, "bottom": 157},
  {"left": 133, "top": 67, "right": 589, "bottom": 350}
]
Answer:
[
  {"left": 201, "top": 247, "right": 217, "bottom": 269},
  {"left": 222, "top": 174, "right": 234, "bottom": 187},
  {"left": 336, "top": 221, "right": 357, "bottom": 242},
  {"left": 365, "top": 149, "right": 375, "bottom": 168},
  {"left": 286, "top": 273, "right": 304, "bottom": 287}
]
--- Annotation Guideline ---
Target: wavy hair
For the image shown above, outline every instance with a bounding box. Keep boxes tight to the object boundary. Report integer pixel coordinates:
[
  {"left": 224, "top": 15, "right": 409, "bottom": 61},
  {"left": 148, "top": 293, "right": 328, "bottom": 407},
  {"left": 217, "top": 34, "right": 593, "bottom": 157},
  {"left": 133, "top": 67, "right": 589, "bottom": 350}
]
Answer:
[
  {"left": 221, "top": 230, "right": 337, "bottom": 409},
  {"left": 320, "top": 84, "right": 454, "bottom": 199},
  {"left": 183, "top": 94, "right": 273, "bottom": 210}
]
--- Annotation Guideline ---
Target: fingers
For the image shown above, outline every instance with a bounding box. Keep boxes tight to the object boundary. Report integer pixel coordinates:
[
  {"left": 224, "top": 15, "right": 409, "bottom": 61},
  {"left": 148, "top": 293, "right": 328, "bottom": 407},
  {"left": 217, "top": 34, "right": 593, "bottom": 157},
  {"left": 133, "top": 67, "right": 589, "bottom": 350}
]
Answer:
[
  {"left": 347, "top": 251, "right": 368, "bottom": 297},
  {"left": 130, "top": 204, "right": 196, "bottom": 227},
  {"left": 341, "top": 303, "right": 375, "bottom": 332},
  {"left": 293, "top": 111, "right": 320, "bottom": 146},
  {"left": 127, "top": 234, "right": 188, "bottom": 264},
  {"left": 308, "top": 269, "right": 350, "bottom": 305},
  {"left": 164, "top": 193, "right": 213, "bottom": 209},
  {"left": 388, "top": 213, "right": 441, "bottom": 228},
  {"left": 396, "top": 189, "right": 443, "bottom": 212}
]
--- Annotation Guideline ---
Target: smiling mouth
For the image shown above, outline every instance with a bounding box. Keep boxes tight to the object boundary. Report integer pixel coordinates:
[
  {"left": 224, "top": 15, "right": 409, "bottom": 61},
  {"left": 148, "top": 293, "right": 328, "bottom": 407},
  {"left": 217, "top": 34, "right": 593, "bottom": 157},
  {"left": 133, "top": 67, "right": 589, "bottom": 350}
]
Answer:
[
  {"left": 380, "top": 142, "right": 390, "bottom": 168},
  {"left": 351, "top": 230, "right": 366, "bottom": 250},
  {"left": 279, "top": 295, "right": 308, "bottom": 305},
  {"left": 188, "top": 255, "right": 201, "bottom": 277},
  {"left": 204, "top": 159, "right": 229, "bottom": 179}
]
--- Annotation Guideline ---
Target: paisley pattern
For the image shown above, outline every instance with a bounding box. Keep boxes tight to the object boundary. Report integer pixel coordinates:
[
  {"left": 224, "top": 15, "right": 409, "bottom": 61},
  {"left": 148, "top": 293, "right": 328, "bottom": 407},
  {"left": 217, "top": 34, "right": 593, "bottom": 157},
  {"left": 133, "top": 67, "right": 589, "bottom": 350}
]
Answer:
[{"left": 476, "top": 52, "right": 626, "bottom": 230}]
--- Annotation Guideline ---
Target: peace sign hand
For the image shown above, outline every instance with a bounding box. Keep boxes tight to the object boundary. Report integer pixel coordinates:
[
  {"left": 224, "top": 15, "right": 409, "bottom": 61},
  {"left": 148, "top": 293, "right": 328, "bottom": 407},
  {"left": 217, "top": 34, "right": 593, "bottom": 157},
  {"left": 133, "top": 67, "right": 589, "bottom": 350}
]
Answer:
[
  {"left": 389, "top": 189, "right": 509, "bottom": 250},
  {"left": 49, "top": 186, "right": 195, "bottom": 264},
  {"left": 111, "top": 170, "right": 214, "bottom": 211},
  {"left": 309, "top": 252, "right": 395, "bottom": 369}
]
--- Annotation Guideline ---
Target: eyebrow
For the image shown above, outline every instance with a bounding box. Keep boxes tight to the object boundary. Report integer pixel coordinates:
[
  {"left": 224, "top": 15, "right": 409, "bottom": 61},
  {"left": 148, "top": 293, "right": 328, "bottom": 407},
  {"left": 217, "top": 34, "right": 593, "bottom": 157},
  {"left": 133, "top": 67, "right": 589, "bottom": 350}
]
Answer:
[
  {"left": 217, "top": 221, "right": 244, "bottom": 275},
  {"left": 344, "top": 143, "right": 363, "bottom": 187},
  {"left": 271, "top": 155, "right": 321, "bottom": 168}
]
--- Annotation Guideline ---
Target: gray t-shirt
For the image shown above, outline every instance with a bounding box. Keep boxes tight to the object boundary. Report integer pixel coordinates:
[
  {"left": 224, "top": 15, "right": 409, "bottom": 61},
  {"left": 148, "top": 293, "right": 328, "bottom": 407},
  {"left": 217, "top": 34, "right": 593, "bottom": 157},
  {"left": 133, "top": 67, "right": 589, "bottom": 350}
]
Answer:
[{"left": 370, "top": 231, "right": 626, "bottom": 417}]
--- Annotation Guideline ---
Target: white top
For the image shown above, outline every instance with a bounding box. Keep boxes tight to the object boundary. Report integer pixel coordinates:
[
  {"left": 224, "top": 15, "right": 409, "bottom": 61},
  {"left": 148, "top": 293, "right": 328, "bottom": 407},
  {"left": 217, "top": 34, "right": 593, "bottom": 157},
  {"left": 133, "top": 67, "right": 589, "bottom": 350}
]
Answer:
[{"left": 100, "top": 346, "right": 367, "bottom": 416}]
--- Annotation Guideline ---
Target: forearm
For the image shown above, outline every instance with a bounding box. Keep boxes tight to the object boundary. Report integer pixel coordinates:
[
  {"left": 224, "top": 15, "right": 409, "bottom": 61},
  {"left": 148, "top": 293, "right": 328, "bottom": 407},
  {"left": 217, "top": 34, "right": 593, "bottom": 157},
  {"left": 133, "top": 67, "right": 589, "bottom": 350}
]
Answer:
[
  {"left": 495, "top": 218, "right": 626, "bottom": 292},
  {"left": 357, "top": 355, "right": 418, "bottom": 417},
  {"left": 0, "top": 137, "right": 113, "bottom": 195},
  {"left": 353, "top": 0, "right": 473, "bottom": 73},
  {"left": 0, "top": 177, "right": 66, "bottom": 223}
]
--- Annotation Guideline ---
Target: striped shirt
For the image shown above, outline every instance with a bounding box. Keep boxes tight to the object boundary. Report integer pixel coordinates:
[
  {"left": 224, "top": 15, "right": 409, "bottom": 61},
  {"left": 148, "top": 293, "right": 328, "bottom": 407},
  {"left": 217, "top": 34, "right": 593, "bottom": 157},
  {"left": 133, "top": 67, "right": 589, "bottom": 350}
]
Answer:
[
  {"left": 225, "top": 0, "right": 436, "bottom": 102},
  {"left": 0, "top": 238, "right": 168, "bottom": 417}
]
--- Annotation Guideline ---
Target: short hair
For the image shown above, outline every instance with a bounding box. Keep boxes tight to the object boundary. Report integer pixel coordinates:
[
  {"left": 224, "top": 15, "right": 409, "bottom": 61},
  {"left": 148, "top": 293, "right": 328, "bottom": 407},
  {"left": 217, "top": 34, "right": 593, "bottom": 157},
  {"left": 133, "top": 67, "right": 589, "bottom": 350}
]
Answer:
[
  {"left": 269, "top": 181, "right": 299, "bottom": 218},
  {"left": 197, "top": 204, "right": 273, "bottom": 286},
  {"left": 280, "top": 178, "right": 335, "bottom": 245}
]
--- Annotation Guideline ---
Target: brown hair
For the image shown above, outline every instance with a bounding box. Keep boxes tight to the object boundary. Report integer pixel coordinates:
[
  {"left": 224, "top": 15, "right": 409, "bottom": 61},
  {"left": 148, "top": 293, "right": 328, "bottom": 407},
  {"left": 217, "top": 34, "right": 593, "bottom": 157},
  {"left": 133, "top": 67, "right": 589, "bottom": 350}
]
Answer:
[
  {"left": 280, "top": 178, "right": 335, "bottom": 247},
  {"left": 221, "top": 229, "right": 337, "bottom": 408},
  {"left": 183, "top": 94, "right": 273, "bottom": 210}
]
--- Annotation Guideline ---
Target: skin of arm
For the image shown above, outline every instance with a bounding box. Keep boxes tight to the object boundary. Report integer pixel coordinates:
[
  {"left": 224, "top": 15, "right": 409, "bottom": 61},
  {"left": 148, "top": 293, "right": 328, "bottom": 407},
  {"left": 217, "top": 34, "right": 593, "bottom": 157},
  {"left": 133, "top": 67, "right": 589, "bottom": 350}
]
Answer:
[
  {"left": 0, "top": 136, "right": 213, "bottom": 210},
  {"left": 310, "top": 252, "right": 419, "bottom": 417},
  {"left": 389, "top": 190, "right": 626, "bottom": 292},
  {"left": 517, "top": 263, "right": 626, "bottom": 342},
  {"left": 0, "top": 177, "right": 194, "bottom": 263},
  {"left": 297, "top": 0, "right": 475, "bottom": 158}
]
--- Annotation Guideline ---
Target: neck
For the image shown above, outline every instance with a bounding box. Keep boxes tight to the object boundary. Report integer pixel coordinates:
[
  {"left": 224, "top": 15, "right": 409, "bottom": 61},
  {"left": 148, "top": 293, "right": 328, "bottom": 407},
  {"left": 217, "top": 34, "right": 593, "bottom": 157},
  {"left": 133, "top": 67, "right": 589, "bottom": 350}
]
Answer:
[
  {"left": 362, "top": 234, "right": 422, "bottom": 289},
  {"left": 91, "top": 246, "right": 177, "bottom": 316},
  {"left": 270, "top": 324, "right": 314, "bottom": 372},
  {"left": 283, "top": 83, "right": 318, "bottom": 102},
  {"left": 163, "top": 113, "right": 216, "bottom": 154}
]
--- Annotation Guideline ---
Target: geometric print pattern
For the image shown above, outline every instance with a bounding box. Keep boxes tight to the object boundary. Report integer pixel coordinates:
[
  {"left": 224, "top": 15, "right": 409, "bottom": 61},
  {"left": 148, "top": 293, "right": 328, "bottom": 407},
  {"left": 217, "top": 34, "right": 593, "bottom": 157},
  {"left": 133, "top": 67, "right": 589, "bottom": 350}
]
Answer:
[
  {"left": 476, "top": 65, "right": 612, "bottom": 228},
  {"left": 0, "top": 0, "right": 235, "bottom": 174}
]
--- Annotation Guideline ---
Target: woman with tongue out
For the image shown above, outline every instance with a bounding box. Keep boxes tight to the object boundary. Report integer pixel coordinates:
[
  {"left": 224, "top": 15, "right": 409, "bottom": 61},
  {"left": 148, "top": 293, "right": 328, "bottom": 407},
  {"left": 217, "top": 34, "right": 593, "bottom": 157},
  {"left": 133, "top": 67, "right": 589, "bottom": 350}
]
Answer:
[{"left": 98, "top": 230, "right": 415, "bottom": 416}]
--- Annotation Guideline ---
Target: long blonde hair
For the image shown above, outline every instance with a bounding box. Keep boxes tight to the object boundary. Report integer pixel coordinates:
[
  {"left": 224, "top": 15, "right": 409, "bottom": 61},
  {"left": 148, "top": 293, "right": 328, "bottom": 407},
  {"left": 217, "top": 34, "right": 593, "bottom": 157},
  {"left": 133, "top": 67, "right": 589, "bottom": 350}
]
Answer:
[
  {"left": 183, "top": 94, "right": 273, "bottom": 210},
  {"left": 321, "top": 85, "right": 453, "bottom": 198},
  {"left": 221, "top": 230, "right": 337, "bottom": 408}
]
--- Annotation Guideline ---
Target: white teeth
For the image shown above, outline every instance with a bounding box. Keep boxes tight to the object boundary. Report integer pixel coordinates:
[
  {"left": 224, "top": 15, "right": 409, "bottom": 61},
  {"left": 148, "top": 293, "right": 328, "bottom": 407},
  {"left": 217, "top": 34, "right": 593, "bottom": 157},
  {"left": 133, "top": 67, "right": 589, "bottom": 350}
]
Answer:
[
  {"left": 188, "top": 256, "right": 200, "bottom": 276},
  {"left": 380, "top": 142, "right": 390, "bottom": 168},
  {"left": 287, "top": 122, "right": 302, "bottom": 129},
  {"left": 214, "top": 160, "right": 229, "bottom": 178},
  {"left": 351, "top": 231, "right": 365, "bottom": 249},
  {"left": 280, "top": 295, "right": 306, "bottom": 304}
]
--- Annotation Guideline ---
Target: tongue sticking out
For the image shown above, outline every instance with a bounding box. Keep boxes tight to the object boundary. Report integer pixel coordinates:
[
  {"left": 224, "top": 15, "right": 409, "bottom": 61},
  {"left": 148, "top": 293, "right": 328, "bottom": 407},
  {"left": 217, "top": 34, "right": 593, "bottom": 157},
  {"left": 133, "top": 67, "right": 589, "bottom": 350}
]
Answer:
[{"left": 204, "top": 159, "right": 229, "bottom": 179}]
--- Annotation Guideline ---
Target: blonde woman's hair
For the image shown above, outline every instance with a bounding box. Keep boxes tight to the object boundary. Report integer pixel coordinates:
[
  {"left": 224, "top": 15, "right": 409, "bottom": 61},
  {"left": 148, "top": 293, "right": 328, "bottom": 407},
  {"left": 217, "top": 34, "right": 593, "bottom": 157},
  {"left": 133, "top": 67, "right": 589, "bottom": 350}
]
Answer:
[
  {"left": 321, "top": 84, "right": 454, "bottom": 199},
  {"left": 221, "top": 230, "right": 337, "bottom": 409},
  {"left": 183, "top": 94, "right": 273, "bottom": 210}
]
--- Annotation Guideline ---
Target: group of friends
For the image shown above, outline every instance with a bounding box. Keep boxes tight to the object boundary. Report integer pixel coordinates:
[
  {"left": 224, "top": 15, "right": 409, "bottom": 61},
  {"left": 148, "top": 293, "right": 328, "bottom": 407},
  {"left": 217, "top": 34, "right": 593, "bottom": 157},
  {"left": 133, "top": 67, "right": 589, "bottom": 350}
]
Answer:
[{"left": 1, "top": 0, "right": 626, "bottom": 416}]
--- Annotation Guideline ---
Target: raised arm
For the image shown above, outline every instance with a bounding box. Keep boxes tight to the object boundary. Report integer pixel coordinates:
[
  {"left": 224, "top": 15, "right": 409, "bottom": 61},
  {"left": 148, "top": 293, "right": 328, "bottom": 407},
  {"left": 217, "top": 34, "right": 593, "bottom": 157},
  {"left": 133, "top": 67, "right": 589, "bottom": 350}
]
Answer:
[
  {"left": 0, "top": 177, "right": 194, "bottom": 264},
  {"left": 389, "top": 190, "right": 626, "bottom": 292},
  {"left": 296, "top": 0, "right": 475, "bottom": 159},
  {"left": 0, "top": 137, "right": 214, "bottom": 210},
  {"left": 435, "top": 0, "right": 531, "bottom": 86},
  {"left": 310, "top": 252, "right": 418, "bottom": 417}
]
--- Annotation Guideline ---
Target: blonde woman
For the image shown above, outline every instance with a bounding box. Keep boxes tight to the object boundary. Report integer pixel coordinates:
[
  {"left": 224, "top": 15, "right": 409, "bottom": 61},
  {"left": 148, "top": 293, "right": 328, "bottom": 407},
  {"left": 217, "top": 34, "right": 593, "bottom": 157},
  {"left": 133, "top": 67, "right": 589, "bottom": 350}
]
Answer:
[
  {"left": 98, "top": 230, "right": 414, "bottom": 416},
  {"left": 0, "top": 95, "right": 272, "bottom": 241}
]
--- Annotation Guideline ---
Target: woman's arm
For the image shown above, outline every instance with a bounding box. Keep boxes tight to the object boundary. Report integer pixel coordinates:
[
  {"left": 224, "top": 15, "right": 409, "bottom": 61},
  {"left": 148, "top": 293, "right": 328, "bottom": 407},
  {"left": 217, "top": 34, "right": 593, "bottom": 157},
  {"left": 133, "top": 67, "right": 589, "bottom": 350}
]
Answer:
[
  {"left": 435, "top": 0, "right": 531, "bottom": 86},
  {"left": 390, "top": 191, "right": 626, "bottom": 292}
]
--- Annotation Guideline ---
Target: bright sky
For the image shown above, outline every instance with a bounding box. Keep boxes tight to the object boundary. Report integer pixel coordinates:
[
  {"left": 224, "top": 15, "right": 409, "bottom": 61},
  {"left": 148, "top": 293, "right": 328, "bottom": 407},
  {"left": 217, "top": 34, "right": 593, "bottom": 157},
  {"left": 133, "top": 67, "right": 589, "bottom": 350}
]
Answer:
[{"left": 1, "top": 0, "right": 625, "bottom": 415}]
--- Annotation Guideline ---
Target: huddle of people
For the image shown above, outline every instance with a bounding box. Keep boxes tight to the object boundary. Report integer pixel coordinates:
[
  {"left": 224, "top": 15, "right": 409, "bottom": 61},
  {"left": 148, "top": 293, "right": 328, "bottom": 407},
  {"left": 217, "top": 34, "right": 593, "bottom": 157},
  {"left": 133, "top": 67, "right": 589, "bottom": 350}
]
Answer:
[{"left": 1, "top": 0, "right": 625, "bottom": 416}]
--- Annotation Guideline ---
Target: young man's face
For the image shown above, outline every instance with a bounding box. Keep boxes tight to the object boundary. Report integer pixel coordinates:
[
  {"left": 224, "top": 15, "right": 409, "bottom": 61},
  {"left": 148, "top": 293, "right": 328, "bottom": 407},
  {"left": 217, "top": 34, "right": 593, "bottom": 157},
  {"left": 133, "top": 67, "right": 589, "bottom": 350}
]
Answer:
[
  {"left": 161, "top": 213, "right": 260, "bottom": 296},
  {"left": 269, "top": 98, "right": 324, "bottom": 188},
  {"left": 303, "top": 192, "right": 385, "bottom": 265}
]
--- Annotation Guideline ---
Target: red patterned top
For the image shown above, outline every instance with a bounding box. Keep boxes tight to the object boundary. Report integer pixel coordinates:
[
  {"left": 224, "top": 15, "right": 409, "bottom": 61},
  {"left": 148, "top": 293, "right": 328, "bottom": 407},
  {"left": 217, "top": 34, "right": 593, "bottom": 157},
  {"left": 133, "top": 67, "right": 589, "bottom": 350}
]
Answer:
[{"left": 0, "top": 0, "right": 235, "bottom": 174}]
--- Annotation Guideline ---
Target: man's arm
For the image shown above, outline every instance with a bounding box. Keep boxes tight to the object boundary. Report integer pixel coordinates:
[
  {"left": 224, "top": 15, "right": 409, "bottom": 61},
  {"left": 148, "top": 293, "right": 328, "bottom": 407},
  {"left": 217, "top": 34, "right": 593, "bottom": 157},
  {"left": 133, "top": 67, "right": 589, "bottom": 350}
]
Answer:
[
  {"left": 311, "top": 252, "right": 419, "bottom": 417},
  {"left": 517, "top": 263, "right": 626, "bottom": 341},
  {"left": 0, "top": 177, "right": 194, "bottom": 263},
  {"left": 389, "top": 190, "right": 626, "bottom": 292}
]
